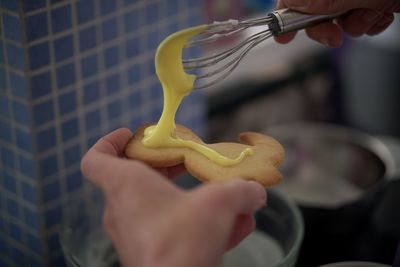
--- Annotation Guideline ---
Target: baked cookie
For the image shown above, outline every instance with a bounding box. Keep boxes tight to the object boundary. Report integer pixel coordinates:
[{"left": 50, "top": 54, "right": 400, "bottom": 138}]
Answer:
[{"left": 125, "top": 124, "right": 284, "bottom": 187}]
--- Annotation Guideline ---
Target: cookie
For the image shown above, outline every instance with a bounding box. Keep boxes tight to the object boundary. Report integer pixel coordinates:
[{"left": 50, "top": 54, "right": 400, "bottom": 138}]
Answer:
[{"left": 125, "top": 124, "right": 284, "bottom": 187}]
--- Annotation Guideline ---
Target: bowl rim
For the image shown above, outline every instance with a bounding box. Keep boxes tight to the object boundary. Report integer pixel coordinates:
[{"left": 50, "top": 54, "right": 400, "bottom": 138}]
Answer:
[
  {"left": 318, "top": 261, "right": 390, "bottom": 267},
  {"left": 264, "top": 189, "right": 304, "bottom": 267}
]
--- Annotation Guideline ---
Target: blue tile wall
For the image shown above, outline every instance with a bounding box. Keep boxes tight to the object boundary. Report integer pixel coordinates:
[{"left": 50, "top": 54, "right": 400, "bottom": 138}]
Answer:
[
  {"left": 33, "top": 100, "right": 54, "bottom": 126},
  {"left": 0, "top": 1, "right": 205, "bottom": 266},
  {"left": 6, "top": 198, "right": 19, "bottom": 219},
  {"left": 102, "top": 18, "right": 118, "bottom": 42},
  {"left": 50, "top": 5, "right": 72, "bottom": 33},
  {"left": 76, "top": 0, "right": 95, "bottom": 25},
  {"left": 0, "top": 94, "right": 10, "bottom": 118},
  {"left": 124, "top": 10, "right": 139, "bottom": 33},
  {"left": 2, "top": 0, "right": 20, "bottom": 12},
  {"left": 63, "top": 144, "right": 81, "bottom": 168},
  {"left": 79, "top": 26, "right": 97, "bottom": 52},
  {"left": 23, "top": 206, "right": 40, "bottom": 230},
  {"left": 28, "top": 42, "right": 50, "bottom": 70},
  {"left": 1, "top": 147, "right": 14, "bottom": 168},
  {"left": 39, "top": 154, "right": 58, "bottom": 178},
  {"left": 127, "top": 64, "right": 141, "bottom": 84},
  {"left": 61, "top": 118, "right": 79, "bottom": 142},
  {"left": 126, "top": 37, "right": 140, "bottom": 58},
  {"left": 23, "top": 0, "right": 46, "bottom": 13},
  {"left": 66, "top": 170, "right": 83, "bottom": 192},
  {"left": 53, "top": 35, "right": 74, "bottom": 62},
  {"left": 0, "top": 120, "right": 12, "bottom": 142},
  {"left": 25, "top": 13, "right": 48, "bottom": 42},
  {"left": 42, "top": 180, "right": 60, "bottom": 202},
  {"left": 6, "top": 43, "right": 25, "bottom": 70},
  {"left": 85, "top": 109, "right": 101, "bottom": 130},
  {"left": 83, "top": 80, "right": 100, "bottom": 104},
  {"left": 56, "top": 62, "right": 76, "bottom": 89},
  {"left": 3, "top": 170, "right": 16, "bottom": 193},
  {"left": 100, "top": 0, "right": 117, "bottom": 15},
  {"left": 9, "top": 71, "right": 28, "bottom": 99},
  {"left": 58, "top": 90, "right": 77, "bottom": 115},
  {"left": 0, "top": 67, "right": 6, "bottom": 90},
  {"left": 31, "top": 72, "right": 52, "bottom": 99},
  {"left": 146, "top": 3, "right": 160, "bottom": 25},
  {"left": 27, "top": 232, "right": 44, "bottom": 255},
  {"left": 3, "top": 14, "right": 22, "bottom": 42},
  {"left": 18, "top": 154, "right": 35, "bottom": 178},
  {"left": 104, "top": 45, "right": 119, "bottom": 69},
  {"left": 36, "top": 128, "right": 56, "bottom": 152},
  {"left": 12, "top": 100, "right": 30, "bottom": 125},
  {"left": 15, "top": 128, "right": 33, "bottom": 152},
  {"left": 44, "top": 205, "right": 62, "bottom": 228},
  {"left": 105, "top": 73, "right": 121, "bottom": 95},
  {"left": 0, "top": 42, "right": 4, "bottom": 64},
  {"left": 81, "top": 54, "right": 98, "bottom": 78}
]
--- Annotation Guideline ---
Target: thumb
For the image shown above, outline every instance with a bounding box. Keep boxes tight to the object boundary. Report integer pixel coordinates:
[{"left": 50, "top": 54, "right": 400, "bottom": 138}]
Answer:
[{"left": 281, "top": 0, "right": 379, "bottom": 14}]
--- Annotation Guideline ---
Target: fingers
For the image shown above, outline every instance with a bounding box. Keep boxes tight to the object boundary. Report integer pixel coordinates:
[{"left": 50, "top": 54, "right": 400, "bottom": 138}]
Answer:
[
  {"left": 338, "top": 9, "right": 383, "bottom": 37},
  {"left": 210, "top": 181, "right": 264, "bottom": 248},
  {"left": 275, "top": 0, "right": 397, "bottom": 46},
  {"left": 91, "top": 128, "right": 133, "bottom": 156},
  {"left": 80, "top": 128, "right": 150, "bottom": 190},
  {"left": 189, "top": 180, "right": 266, "bottom": 239},
  {"left": 274, "top": 32, "right": 297, "bottom": 44},
  {"left": 305, "top": 21, "right": 343, "bottom": 47},
  {"left": 367, "top": 13, "right": 395, "bottom": 36},
  {"left": 280, "top": 0, "right": 378, "bottom": 14},
  {"left": 275, "top": 0, "right": 298, "bottom": 44},
  {"left": 202, "top": 180, "right": 267, "bottom": 216},
  {"left": 302, "top": 9, "right": 395, "bottom": 46},
  {"left": 81, "top": 151, "right": 131, "bottom": 188},
  {"left": 81, "top": 127, "right": 179, "bottom": 195},
  {"left": 225, "top": 213, "right": 256, "bottom": 250},
  {"left": 180, "top": 181, "right": 266, "bottom": 257},
  {"left": 81, "top": 128, "right": 133, "bottom": 185}
]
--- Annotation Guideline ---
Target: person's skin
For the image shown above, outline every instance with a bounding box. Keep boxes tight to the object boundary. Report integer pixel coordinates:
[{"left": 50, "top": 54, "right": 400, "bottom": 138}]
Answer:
[
  {"left": 81, "top": 128, "right": 267, "bottom": 267},
  {"left": 275, "top": 0, "right": 400, "bottom": 48}
]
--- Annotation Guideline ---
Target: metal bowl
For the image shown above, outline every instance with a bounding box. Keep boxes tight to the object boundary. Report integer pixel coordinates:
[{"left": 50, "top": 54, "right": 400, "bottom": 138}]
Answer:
[
  {"left": 265, "top": 122, "right": 396, "bottom": 208},
  {"left": 319, "top": 262, "right": 390, "bottom": 267}
]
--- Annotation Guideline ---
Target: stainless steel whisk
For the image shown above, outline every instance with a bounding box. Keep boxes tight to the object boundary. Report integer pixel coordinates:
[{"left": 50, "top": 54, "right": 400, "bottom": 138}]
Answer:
[{"left": 183, "top": 9, "right": 343, "bottom": 90}]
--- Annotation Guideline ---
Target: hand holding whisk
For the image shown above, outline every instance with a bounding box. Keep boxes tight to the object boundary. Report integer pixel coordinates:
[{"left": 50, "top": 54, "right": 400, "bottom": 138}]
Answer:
[{"left": 183, "top": 9, "right": 345, "bottom": 90}]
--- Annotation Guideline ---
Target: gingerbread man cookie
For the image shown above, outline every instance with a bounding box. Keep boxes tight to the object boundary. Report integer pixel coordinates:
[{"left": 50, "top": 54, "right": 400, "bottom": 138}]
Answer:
[{"left": 125, "top": 124, "right": 284, "bottom": 187}]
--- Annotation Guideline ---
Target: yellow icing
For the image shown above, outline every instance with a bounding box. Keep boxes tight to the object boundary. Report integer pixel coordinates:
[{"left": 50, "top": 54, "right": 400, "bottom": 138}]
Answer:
[{"left": 142, "top": 25, "right": 253, "bottom": 166}]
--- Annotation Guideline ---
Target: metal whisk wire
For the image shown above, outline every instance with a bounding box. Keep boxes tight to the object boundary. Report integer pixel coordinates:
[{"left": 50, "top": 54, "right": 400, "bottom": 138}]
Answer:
[
  {"left": 182, "top": 9, "right": 344, "bottom": 90},
  {"left": 183, "top": 17, "right": 275, "bottom": 90}
]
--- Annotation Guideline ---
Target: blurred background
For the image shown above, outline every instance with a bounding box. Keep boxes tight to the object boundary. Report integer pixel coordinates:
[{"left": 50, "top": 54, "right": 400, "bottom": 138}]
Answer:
[{"left": 0, "top": 0, "right": 399, "bottom": 266}]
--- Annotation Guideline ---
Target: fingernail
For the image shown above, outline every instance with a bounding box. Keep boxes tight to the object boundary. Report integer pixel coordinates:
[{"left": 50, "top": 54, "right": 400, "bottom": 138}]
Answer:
[
  {"left": 363, "top": 10, "right": 381, "bottom": 24},
  {"left": 286, "top": 0, "right": 310, "bottom": 8}
]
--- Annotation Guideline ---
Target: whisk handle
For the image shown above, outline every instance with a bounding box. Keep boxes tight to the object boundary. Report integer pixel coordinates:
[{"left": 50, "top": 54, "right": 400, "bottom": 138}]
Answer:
[{"left": 269, "top": 8, "right": 346, "bottom": 36}]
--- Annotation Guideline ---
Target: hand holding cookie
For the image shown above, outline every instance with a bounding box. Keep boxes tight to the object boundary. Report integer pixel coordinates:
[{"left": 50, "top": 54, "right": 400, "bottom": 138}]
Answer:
[{"left": 81, "top": 128, "right": 267, "bottom": 267}]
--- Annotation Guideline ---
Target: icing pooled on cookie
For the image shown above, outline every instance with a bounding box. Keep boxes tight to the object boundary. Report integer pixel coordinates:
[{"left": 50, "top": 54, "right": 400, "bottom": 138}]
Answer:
[{"left": 142, "top": 26, "right": 253, "bottom": 166}]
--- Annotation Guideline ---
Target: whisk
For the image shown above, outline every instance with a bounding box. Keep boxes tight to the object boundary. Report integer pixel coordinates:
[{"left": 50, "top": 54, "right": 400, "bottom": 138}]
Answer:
[{"left": 183, "top": 8, "right": 343, "bottom": 90}]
